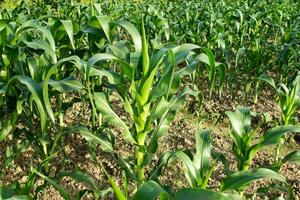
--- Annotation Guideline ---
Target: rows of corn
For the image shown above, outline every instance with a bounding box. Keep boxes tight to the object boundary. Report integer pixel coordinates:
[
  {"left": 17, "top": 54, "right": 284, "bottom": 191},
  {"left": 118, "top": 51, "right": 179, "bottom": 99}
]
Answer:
[{"left": 1, "top": 0, "right": 300, "bottom": 199}]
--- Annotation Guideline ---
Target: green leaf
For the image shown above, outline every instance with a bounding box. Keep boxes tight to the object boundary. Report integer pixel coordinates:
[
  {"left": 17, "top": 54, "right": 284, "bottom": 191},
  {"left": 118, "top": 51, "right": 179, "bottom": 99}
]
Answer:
[
  {"left": 151, "top": 50, "right": 175, "bottom": 100},
  {"left": 173, "top": 151, "right": 198, "bottom": 187},
  {"left": 202, "top": 48, "right": 216, "bottom": 96},
  {"left": 116, "top": 20, "right": 142, "bottom": 69},
  {"left": 225, "top": 107, "right": 251, "bottom": 150},
  {"left": 7, "top": 75, "right": 47, "bottom": 131},
  {"left": 60, "top": 20, "right": 75, "bottom": 50},
  {"left": 33, "top": 170, "right": 71, "bottom": 200},
  {"left": 24, "top": 40, "right": 57, "bottom": 63},
  {"left": 98, "top": 160, "right": 126, "bottom": 200},
  {"left": 48, "top": 77, "right": 84, "bottom": 93},
  {"left": 174, "top": 188, "right": 242, "bottom": 200},
  {"left": 141, "top": 17, "right": 149, "bottom": 75},
  {"left": 235, "top": 47, "right": 246, "bottom": 66},
  {"left": 218, "top": 63, "right": 226, "bottom": 94},
  {"left": 172, "top": 43, "right": 200, "bottom": 64},
  {"left": 0, "top": 185, "right": 32, "bottom": 200},
  {"left": 20, "top": 22, "right": 55, "bottom": 53},
  {"left": 260, "top": 125, "right": 300, "bottom": 146},
  {"left": 133, "top": 181, "right": 168, "bottom": 200},
  {"left": 258, "top": 74, "right": 276, "bottom": 89},
  {"left": 0, "top": 100, "right": 23, "bottom": 141},
  {"left": 87, "top": 53, "right": 133, "bottom": 80},
  {"left": 144, "top": 87, "right": 198, "bottom": 166},
  {"left": 194, "top": 129, "right": 211, "bottom": 178},
  {"left": 94, "top": 92, "right": 135, "bottom": 144},
  {"left": 57, "top": 169, "right": 99, "bottom": 192},
  {"left": 43, "top": 56, "right": 81, "bottom": 123},
  {"left": 221, "top": 168, "right": 286, "bottom": 191},
  {"left": 64, "top": 126, "right": 113, "bottom": 153},
  {"left": 96, "top": 15, "right": 112, "bottom": 43},
  {"left": 283, "top": 151, "right": 300, "bottom": 165}
]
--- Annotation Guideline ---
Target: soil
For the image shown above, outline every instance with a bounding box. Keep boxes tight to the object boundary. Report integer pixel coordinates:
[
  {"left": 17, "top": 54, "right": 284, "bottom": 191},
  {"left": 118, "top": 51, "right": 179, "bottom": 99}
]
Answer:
[{"left": 0, "top": 87, "right": 299, "bottom": 200}]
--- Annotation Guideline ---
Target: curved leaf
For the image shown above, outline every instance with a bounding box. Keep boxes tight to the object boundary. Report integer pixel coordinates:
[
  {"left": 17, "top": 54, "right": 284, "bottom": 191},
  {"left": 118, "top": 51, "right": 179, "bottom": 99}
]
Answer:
[
  {"left": 96, "top": 15, "right": 112, "bottom": 43},
  {"left": 116, "top": 20, "right": 142, "bottom": 55},
  {"left": 221, "top": 168, "right": 286, "bottom": 191},
  {"left": 87, "top": 53, "right": 133, "bottom": 80},
  {"left": 43, "top": 56, "right": 81, "bottom": 123},
  {"left": 283, "top": 151, "right": 300, "bottom": 165},
  {"left": 260, "top": 125, "right": 300, "bottom": 146},
  {"left": 57, "top": 169, "right": 99, "bottom": 192},
  {"left": 48, "top": 77, "right": 84, "bottom": 93},
  {"left": 24, "top": 40, "right": 57, "bottom": 63},
  {"left": 94, "top": 92, "right": 135, "bottom": 144},
  {"left": 7, "top": 75, "right": 47, "bottom": 131},
  {"left": 133, "top": 181, "right": 168, "bottom": 200},
  {"left": 194, "top": 129, "right": 211, "bottom": 177},
  {"left": 64, "top": 126, "right": 113, "bottom": 153},
  {"left": 258, "top": 74, "right": 276, "bottom": 89},
  {"left": 174, "top": 151, "right": 198, "bottom": 187},
  {"left": 174, "top": 188, "right": 242, "bottom": 200},
  {"left": 61, "top": 20, "right": 75, "bottom": 50},
  {"left": 172, "top": 43, "right": 200, "bottom": 64},
  {"left": 33, "top": 170, "right": 71, "bottom": 200}
]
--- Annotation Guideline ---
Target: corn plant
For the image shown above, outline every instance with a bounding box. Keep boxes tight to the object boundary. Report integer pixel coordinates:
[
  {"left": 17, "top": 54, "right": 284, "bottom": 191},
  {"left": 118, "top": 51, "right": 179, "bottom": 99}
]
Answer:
[
  {"left": 226, "top": 107, "right": 300, "bottom": 171},
  {"left": 260, "top": 74, "right": 300, "bottom": 162},
  {"left": 1, "top": 0, "right": 300, "bottom": 199},
  {"left": 0, "top": 17, "right": 97, "bottom": 198},
  {"left": 132, "top": 127, "right": 293, "bottom": 199},
  {"left": 277, "top": 74, "right": 300, "bottom": 126},
  {"left": 96, "top": 128, "right": 237, "bottom": 200},
  {"left": 149, "top": 129, "right": 215, "bottom": 189},
  {"left": 85, "top": 17, "right": 206, "bottom": 186}
]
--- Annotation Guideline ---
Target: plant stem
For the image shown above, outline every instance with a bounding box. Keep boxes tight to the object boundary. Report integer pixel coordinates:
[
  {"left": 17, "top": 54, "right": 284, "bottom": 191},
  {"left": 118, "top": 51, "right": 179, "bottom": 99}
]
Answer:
[
  {"left": 201, "top": 160, "right": 217, "bottom": 189},
  {"left": 137, "top": 166, "right": 144, "bottom": 187},
  {"left": 274, "top": 138, "right": 284, "bottom": 163},
  {"left": 135, "top": 144, "right": 145, "bottom": 186},
  {"left": 253, "top": 81, "right": 259, "bottom": 103},
  {"left": 274, "top": 120, "right": 288, "bottom": 163}
]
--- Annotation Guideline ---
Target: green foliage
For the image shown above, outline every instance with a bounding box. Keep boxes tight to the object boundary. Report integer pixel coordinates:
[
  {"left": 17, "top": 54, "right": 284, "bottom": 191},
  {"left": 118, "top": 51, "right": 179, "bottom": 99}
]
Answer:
[
  {"left": 149, "top": 129, "right": 215, "bottom": 189},
  {"left": 226, "top": 107, "right": 300, "bottom": 171},
  {"left": 0, "top": 0, "right": 300, "bottom": 199}
]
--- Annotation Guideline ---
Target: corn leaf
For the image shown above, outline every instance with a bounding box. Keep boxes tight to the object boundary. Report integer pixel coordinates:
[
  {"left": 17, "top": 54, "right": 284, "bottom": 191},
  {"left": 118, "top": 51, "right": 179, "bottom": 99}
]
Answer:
[
  {"left": 96, "top": 15, "right": 112, "bottom": 43},
  {"left": 48, "top": 77, "right": 84, "bottom": 93},
  {"left": 7, "top": 75, "right": 47, "bottom": 131},
  {"left": 174, "top": 188, "right": 242, "bottom": 200},
  {"left": 221, "top": 168, "right": 286, "bottom": 191},
  {"left": 33, "top": 170, "right": 71, "bottom": 200},
  {"left": 283, "top": 151, "right": 300, "bottom": 165},
  {"left": 133, "top": 181, "right": 168, "bottom": 200},
  {"left": 43, "top": 56, "right": 81, "bottom": 123},
  {"left": 64, "top": 126, "right": 114, "bottom": 153},
  {"left": 94, "top": 92, "right": 135, "bottom": 144},
  {"left": 194, "top": 129, "right": 211, "bottom": 178},
  {"left": 61, "top": 20, "right": 75, "bottom": 50},
  {"left": 259, "top": 125, "right": 300, "bottom": 146}
]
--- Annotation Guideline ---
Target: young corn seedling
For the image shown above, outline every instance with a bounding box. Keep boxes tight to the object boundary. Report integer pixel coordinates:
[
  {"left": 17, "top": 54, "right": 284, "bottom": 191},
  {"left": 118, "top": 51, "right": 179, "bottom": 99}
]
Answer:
[
  {"left": 139, "top": 127, "right": 294, "bottom": 199},
  {"left": 222, "top": 107, "right": 300, "bottom": 197},
  {"left": 226, "top": 107, "right": 300, "bottom": 171},
  {"left": 149, "top": 129, "right": 216, "bottom": 189},
  {"left": 99, "top": 129, "right": 242, "bottom": 200},
  {"left": 275, "top": 74, "right": 300, "bottom": 162},
  {"left": 259, "top": 74, "right": 300, "bottom": 162}
]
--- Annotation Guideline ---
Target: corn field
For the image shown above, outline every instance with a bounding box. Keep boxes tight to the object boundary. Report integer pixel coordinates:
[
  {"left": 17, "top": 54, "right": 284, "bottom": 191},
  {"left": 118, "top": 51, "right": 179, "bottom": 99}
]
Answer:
[{"left": 0, "top": 0, "right": 300, "bottom": 199}]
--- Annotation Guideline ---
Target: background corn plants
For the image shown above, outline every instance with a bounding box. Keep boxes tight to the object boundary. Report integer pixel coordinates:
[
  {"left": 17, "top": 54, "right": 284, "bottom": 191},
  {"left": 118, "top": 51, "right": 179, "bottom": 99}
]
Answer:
[{"left": 1, "top": 0, "right": 300, "bottom": 199}]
